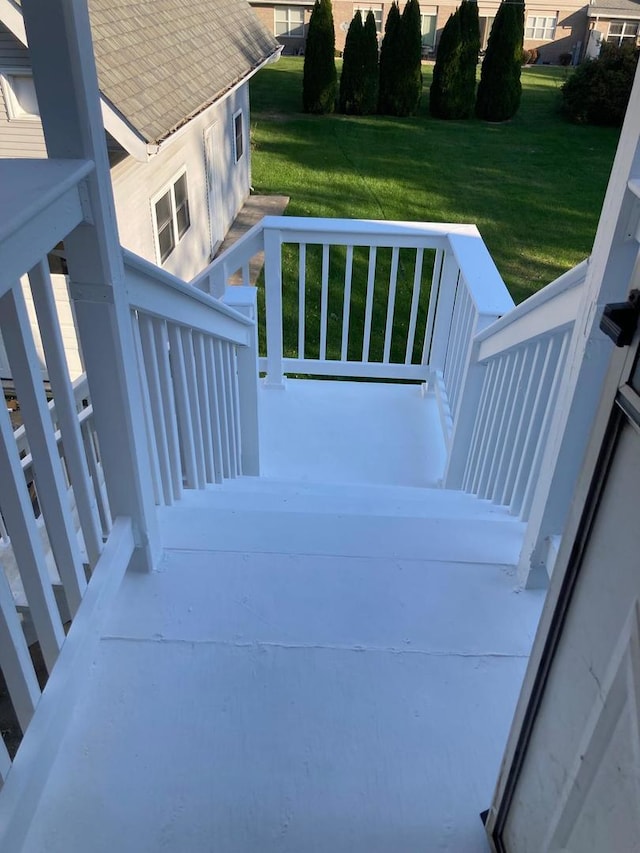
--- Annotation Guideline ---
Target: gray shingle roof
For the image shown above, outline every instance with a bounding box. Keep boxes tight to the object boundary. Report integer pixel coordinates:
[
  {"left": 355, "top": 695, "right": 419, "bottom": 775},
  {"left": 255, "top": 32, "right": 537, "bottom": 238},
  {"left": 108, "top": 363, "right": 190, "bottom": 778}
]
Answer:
[
  {"left": 588, "top": 0, "right": 640, "bottom": 15},
  {"left": 88, "top": 0, "right": 280, "bottom": 144}
]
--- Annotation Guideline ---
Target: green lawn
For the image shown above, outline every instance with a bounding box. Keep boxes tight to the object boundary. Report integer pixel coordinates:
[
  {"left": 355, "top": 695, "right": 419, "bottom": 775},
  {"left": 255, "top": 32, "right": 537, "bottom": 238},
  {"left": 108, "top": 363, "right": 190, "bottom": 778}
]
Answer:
[{"left": 250, "top": 58, "right": 620, "bottom": 306}]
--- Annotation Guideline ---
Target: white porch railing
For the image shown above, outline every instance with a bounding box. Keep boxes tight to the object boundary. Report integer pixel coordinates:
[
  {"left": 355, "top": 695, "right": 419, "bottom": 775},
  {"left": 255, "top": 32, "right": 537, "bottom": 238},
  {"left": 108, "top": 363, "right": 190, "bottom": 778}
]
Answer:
[
  {"left": 0, "top": 185, "right": 113, "bottom": 787},
  {"left": 197, "top": 214, "right": 588, "bottom": 530},
  {"left": 445, "top": 261, "right": 588, "bottom": 522},
  {"left": 125, "top": 251, "right": 259, "bottom": 504},
  {"left": 0, "top": 244, "right": 258, "bottom": 788},
  {"left": 196, "top": 217, "right": 514, "bottom": 398}
]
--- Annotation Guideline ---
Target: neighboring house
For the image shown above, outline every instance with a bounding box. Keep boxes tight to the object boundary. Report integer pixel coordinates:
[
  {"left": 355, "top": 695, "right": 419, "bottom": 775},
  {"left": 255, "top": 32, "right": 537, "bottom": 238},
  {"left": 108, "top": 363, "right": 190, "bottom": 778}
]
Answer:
[
  {"left": 0, "top": 0, "right": 280, "bottom": 380},
  {"left": 251, "top": 0, "right": 640, "bottom": 63}
]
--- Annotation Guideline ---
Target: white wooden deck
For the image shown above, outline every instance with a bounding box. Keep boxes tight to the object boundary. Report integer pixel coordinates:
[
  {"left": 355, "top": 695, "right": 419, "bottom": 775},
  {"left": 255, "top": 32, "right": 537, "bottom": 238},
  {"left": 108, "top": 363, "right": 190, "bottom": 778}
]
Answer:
[
  {"left": 10, "top": 382, "right": 543, "bottom": 853},
  {"left": 257, "top": 378, "right": 447, "bottom": 487}
]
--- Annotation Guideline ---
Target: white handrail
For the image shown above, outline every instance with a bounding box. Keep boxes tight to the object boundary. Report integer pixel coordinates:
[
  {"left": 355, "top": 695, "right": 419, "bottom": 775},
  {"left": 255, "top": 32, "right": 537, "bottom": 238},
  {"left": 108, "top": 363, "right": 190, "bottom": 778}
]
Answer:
[
  {"left": 475, "top": 259, "right": 589, "bottom": 344},
  {"left": 191, "top": 221, "right": 265, "bottom": 296},
  {"left": 123, "top": 249, "right": 253, "bottom": 329},
  {"left": 476, "top": 259, "right": 588, "bottom": 361}
]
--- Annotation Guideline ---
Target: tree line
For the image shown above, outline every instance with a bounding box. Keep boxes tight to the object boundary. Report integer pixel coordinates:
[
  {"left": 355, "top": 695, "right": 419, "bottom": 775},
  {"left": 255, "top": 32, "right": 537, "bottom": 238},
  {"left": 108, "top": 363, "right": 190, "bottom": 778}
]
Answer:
[{"left": 302, "top": 0, "right": 525, "bottom": 122}]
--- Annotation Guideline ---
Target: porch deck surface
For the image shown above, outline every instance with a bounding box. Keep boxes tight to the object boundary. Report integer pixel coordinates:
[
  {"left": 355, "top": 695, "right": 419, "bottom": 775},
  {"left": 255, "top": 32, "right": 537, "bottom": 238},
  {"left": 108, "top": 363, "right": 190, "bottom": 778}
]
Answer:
[
  {"left": 257, "top": 378, "right": 447, "bottom": 487},
  {"left": 15, "top": 381, "right": 543, "bottom": 853}
]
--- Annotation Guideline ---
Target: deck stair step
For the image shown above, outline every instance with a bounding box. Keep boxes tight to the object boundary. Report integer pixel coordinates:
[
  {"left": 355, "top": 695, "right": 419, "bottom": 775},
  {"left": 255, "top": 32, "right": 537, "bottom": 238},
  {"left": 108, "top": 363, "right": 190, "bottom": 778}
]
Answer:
[
  {"left": 10, "top": 481, "right": 541, "bottom": 853},
  {"left": 159, "top": 481, "right": 525, "bottom": 566},
  {"left": 185, "top": 478, "right": 517, "bottom": 519}
]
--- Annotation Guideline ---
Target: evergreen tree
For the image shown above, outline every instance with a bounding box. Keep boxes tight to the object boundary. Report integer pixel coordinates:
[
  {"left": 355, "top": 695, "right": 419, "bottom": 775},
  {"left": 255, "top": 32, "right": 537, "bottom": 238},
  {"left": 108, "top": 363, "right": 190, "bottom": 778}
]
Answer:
[
  {"left": 459, "top": 1, "right": 480, "bottom": 114},
  {"left": 429, "top": 9, "right": 463, "bottom": 118},
  {"left": 475, "top": 0, "right": 524, "bottom": 121},
  {"left": 303, "top": 0, "right": 337, "bottom": 114},
  {"left": 379, "top": 0, "right": 421, "bottom": 116},
  {"left": 396, "top": 0, "right": 422, "bottom": 115},
  {"left": 430, "top": 0, "right": 479, "bottom": 119},
  {"left": 378, "top": 2, "right": 401, "bottom": 114},
  {"left": 361, "top": 10, "right": 380, "bottom": 114},
  {"left": 339, "top": 11, "right": 365, "bottom": 114}
]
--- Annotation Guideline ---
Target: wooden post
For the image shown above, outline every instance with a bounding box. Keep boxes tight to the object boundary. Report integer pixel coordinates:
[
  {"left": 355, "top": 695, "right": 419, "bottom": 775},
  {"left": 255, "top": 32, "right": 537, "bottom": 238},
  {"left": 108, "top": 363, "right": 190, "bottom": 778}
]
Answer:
[
  {"left": 263, "top": 226, "right": 285, "bottom": 387},
  {"left": 426, "top": 248, "right": 459, "bottom": 377},
  {"left": 22, "top": 0, "right": 160, "bottom": 570},
  {"left": 223, "top": 286, "right": 261, "bottom": 475}
]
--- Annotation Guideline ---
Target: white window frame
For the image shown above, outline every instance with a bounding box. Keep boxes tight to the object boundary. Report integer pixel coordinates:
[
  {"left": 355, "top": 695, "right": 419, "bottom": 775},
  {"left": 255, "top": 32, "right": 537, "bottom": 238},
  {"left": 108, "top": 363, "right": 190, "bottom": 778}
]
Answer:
[
  {"left": 606, "top": 20, "right": 640, "bottom": 46},
  {"left": 355, "top": 6, "right": 383, "bottom": 34},
  {"left": 274, "top": 6, "right": 306, "bottom": 38},
  {"left": 420, "top": 13, "right": 437, "bottom": 49},
  {"left": 0, "top": 69, "right": 40, "bottom": 120},
  {"left": 524, "top": 15, "right": 558, "bottom": 40},
  {"left": 151, "top": 168, "right": 191, "bottom": 264},
  {"left": 233, "top": 109, "right": 245, "bottom": 164}
]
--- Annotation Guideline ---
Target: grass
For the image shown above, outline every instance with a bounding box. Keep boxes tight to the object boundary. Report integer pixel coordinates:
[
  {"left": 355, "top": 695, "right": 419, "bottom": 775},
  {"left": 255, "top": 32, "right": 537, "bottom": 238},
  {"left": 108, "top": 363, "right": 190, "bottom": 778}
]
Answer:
[{"left": 250, "top": 58, "right": 620, "bottom": 307}]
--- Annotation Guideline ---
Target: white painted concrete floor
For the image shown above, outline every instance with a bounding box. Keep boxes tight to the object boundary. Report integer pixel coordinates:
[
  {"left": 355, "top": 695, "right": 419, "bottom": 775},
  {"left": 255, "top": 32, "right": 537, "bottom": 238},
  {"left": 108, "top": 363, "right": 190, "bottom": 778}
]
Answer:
[{"left": 16, "top": 382, "right": 543, "bottom": 852}]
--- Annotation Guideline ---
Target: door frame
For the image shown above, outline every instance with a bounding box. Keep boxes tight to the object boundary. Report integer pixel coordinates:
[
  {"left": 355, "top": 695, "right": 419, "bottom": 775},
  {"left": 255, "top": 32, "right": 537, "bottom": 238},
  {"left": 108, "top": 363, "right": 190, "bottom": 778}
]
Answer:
[
  {"left": 203, "top": 121, "right": 225, "bottom": 259},
  {"left": 486, "top": 333, "right": 633, "bottom": 850},
  {"left": 485, "top": 61, "right": 640, "bottom": 850}
]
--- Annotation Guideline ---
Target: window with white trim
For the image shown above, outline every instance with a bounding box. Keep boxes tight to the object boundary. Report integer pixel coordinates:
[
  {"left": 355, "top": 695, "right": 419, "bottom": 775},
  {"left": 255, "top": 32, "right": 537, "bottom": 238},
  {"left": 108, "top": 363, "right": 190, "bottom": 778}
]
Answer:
[
  {"left": 355, "top": 6, "right": 383, "bottom": 33},
  {"left": 480, "top": 15, "right": 495, "bottom": 50},
  {"left": 152, "top": 171, "right": 190, "bottom": 263},
  {"left": 606, "top": 20, "right": 639, "bottom": 45},
  {"left": 1, "top": 71, "right": 39, "bottom": 120},
  {"left": 524, "top": 15, "right": 557, "bottom": 40},
  {"left": 274, "top": 6, "right": 305, "bottom": 38},
  {"left": 421, "top": 14, "right": 437, "bottom": 49},
  {"left": 233, "top": 110, "right": 244, "bottom": 163}
]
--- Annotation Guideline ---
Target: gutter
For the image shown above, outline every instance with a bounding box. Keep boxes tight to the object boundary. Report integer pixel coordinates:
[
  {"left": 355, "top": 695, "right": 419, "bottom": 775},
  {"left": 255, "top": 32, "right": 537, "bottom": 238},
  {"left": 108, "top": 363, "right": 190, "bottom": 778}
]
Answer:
[
  {"left": 0, "top": 0, "right": 282, "bottom": 164},
  {"left": 146, "top": 46, "right": 283, "bottom": 158}
]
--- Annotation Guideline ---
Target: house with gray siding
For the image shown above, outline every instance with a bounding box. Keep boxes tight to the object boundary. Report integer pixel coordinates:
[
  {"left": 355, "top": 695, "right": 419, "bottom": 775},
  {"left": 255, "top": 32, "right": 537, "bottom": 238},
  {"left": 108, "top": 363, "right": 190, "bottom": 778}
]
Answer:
[{"left": 0, "top": 0, "right": 280, "bottom": 379}]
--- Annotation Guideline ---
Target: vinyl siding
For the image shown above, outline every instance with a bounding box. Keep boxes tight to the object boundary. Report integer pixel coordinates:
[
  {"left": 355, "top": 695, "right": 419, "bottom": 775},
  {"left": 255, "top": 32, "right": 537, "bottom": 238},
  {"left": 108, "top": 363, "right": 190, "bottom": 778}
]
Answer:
[
  {"left": 0, "top": 24, "right": 46, "bottom": 158},
  {"left": 111, "top": 84, "right": 251, "bottom": 281}
]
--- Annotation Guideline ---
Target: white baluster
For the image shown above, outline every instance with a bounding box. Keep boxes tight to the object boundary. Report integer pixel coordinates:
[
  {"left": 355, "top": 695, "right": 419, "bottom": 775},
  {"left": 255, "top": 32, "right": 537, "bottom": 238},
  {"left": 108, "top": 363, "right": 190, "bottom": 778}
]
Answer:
[
  {"left": 28, "top": 260, "right": 102, "bottom": 568},
  {"left": 1, "top": 284, "right": 86, "bottom": 617},
  {"left": 383, "top": 247, "right": 399, "bottom": 363},
  {"left": 405, "top": 248, "right": 424, "bottom": 364},
  {"left": 362, "top": 246, "right": 377, "bottom": 362},
  {"left": 319, "top": 244, "right": 330, "bottom": 361},
  {"left": 341, "top": 245, "right": 354, "bottom": 362}
]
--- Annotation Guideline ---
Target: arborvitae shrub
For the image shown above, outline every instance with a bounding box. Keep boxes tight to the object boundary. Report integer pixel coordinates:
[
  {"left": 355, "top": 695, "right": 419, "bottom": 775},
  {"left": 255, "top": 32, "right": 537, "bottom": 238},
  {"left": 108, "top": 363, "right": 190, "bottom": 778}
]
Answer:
[
  {"left": 362, "top": 11, "right": 380, "bottom": 114},
  {"left": 429, "top": 10, "right": 463, "bottom": 118},
  {"left": 475, "top": 0, "right": 524, "bottom": 122},
  {"left": 561, "top": 43, "right": 639, "bottom": 126},
  {"left": 379, "top": 0, "right": 422, "bottom": 116},
  {"left": 430, "top": 0, "right": 479, "bottom": 119},
  {"left": 303, "top": 0, "right": 337, "bottom": 114},
  {"left": 459, "top": 0, "right": 480, "bottom": 114},
  {"left": 378, "top": 2, "right": 401, "bottom": 114},
  {"left": 396, "top": 0, "right": 423, "bottom": 115},
  {"left": 339, "top": 11, "right": 365, "bottom": 113}
]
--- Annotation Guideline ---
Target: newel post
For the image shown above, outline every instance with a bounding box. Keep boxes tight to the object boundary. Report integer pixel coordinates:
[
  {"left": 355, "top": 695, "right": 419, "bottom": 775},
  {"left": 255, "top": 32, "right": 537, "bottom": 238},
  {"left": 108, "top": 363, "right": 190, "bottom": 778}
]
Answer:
[
  {"left": 425, "top": 246, "right": 460, "bottom": 377},
  {"left": 444, "top": 340, "right": 486, "bottom": 488},
  {"left": 263, "top": 226, "right": 285, "bottom": 387},
  {"left": 222, "top": 286, "right": 260, "bottom": 476},
  {"left": 22, "top": 0, "right": 160, "bottom": 570}
]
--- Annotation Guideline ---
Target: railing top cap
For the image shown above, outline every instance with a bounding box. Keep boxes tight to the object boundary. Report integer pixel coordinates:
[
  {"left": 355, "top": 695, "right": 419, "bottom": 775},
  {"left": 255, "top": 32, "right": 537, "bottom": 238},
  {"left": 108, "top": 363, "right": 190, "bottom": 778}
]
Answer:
[
  {"left": 261, "top": 216, "right": 481, "bottom": 239},
  {"left": 0, "top": 158, "right": 94, "bottom": 247},
  {"left": 123, "top": 249, "right": 253, "bottom": 326}
]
